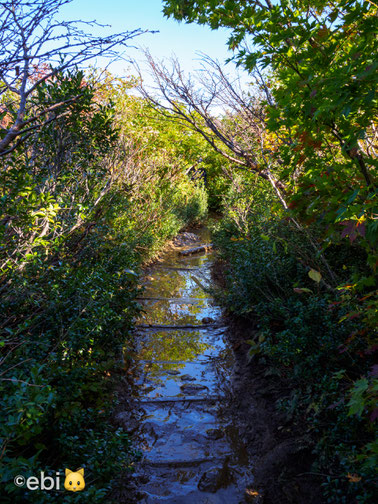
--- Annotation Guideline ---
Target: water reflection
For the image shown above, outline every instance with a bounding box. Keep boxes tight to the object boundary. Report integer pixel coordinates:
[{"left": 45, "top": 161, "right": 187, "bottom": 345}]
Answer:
[
  {"left": 137, "top": 299, "right": 219, "bottom": 326},
  {"left": 141, "top": 268, "right": 208, "bottom": 299},
  {"left": 136, "top": 329, "right": 215, "bottom": 362},
  {"left": 130, "top": 228, "right": 252, "bottom": 503}
]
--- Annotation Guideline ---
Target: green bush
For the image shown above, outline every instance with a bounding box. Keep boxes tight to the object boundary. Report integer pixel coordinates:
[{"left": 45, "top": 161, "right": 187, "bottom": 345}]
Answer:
[
  {"left": 0, "top": 68, "right": 209, "bottom": 502},
  {"left": 212, "top": 177, "right": 377, "bottom": 503},
  {"left": 1, "top": 182, "right": 207, "bottom": 502}
]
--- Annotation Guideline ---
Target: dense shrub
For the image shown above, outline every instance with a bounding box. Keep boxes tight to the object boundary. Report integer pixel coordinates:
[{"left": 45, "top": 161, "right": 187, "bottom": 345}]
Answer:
[
  {"left": 0, "top": 68, "right": 208, "bottom": 502},
  {"left": 213, "top": 179, "right": 377, "bottom": 503},
  {"left": 0, "top": 182, "right": 207, "bottom": 503}
]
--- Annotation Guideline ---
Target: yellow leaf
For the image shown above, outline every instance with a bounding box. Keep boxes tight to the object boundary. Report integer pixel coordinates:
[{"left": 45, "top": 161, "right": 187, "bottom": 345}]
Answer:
[
  {"left": 308, "top": 269, "right": 322, "bottom": 283},
  {"left": 347, "top": 473, "right": 361, "bottom": 483},
  {"left": 245, "top": 488, "right": 260, "bottom": 497}
]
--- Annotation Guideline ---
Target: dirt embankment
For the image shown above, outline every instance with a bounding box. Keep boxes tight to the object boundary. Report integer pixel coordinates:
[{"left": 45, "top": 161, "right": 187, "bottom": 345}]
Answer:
[{"left": 213, "top": 262, "right": 325, "bottom": 504}]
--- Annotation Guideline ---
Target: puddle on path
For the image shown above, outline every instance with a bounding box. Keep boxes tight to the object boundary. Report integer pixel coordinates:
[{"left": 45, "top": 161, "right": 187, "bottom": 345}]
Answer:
[{"left": 130, "top": 227, "right": 253, "bottom": 503}]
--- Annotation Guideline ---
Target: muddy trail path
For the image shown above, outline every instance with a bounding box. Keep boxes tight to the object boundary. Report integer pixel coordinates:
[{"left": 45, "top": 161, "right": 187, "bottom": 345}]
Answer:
[{"left": 125, "top": 227, "right": 255, "bottom": 503}]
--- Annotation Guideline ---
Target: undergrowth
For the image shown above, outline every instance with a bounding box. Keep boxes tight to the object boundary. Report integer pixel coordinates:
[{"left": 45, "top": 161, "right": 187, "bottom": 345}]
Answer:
[
  {"left": 212, "top": 178, "right": 377, "bottom": 503},
  {"left": 0, "top": 69, "right": 208, "bottom": 502}
]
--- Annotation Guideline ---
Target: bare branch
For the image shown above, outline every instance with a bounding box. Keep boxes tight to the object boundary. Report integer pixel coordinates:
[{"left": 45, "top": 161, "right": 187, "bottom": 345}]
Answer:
[
  {"left": 136, "top": 51, "right": 287, "bottom": 193},
  {"left": 0, "top": 0, "right": 148, "bottom": 154}
]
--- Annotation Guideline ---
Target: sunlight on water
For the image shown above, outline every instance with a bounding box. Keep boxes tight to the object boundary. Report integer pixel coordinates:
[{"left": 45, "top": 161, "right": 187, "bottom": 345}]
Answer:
[{"left": 129, "top": 226, "right": 252, "bottom": 503}]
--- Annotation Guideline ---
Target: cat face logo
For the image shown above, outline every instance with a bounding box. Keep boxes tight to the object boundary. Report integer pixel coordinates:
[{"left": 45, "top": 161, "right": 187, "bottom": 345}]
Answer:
[{"left": 64, "top": 468, "right": 85, "bottom": 492}]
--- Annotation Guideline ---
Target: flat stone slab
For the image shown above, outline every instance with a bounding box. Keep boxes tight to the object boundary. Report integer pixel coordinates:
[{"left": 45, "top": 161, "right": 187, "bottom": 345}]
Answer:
[
  {"left": 172, "top": 232, "right": 201, "bottom": 247},
  {"left": 140, "top": 396, "right": 221, "bottom": 404},
  {"left": 179, "top": 244, "right": 213, "bottom": 256},
  {"left": 143, "top": 457, "right": 222, "bottom": 467},
  {"left": 180, "top": 383, "right": 208, "bottom": 393},
  {"left": 180, "top": 374, "right": 196, "bottom": 381}
]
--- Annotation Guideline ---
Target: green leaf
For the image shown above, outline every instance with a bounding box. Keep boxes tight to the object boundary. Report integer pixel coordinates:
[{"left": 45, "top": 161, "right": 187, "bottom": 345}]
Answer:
[
  {"left": 308, "top": 269, "right": 322, "bottom": 283},
  {"left": 123, "top": 269, "right": 138, "bottom": 277},
  {"left": 293, "top": 287, "right": 313, "bottom": 294}
]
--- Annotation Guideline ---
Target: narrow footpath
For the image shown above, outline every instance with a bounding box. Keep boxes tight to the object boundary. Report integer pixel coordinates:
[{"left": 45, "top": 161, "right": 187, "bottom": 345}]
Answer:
[{"left": 129, "top": 227, "right": 254, "bottom": 503}]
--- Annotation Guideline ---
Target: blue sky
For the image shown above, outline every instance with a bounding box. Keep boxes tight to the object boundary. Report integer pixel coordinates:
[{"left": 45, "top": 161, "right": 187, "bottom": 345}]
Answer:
[{"left": 59, "top": 0, "right": 236, "bottom": 78}]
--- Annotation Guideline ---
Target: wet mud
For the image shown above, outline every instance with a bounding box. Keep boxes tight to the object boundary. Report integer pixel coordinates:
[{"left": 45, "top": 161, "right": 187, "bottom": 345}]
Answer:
[{"left": 222, "top": 316, "right": 324, "bottom": 504}]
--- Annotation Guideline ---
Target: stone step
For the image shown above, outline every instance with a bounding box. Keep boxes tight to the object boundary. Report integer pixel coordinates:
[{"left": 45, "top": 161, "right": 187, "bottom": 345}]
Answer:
[
  {"left": 135, "top": 323, "right": 220, "bottom": 330},
  {"left": 140, "top": 436, "right": 230, "bottom": 469},
  {"left": 136, "top": 297, "right": 205, "bottom": 302},
  {"left": 134, "top": 359, "right": 217, "bottom": 364},
  {"left": 139, "top": 395, "right": 222, "bottom": 404},
  {"left": 179, "top": 244, "right": 213, "bottom": 256},
  {"left": 143, "top": 456, "right": 224, "bottom": 467},
  {"left": 153, "top": 266, "right": 200, "bottom": 271}
]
